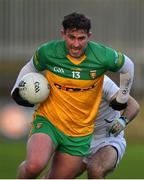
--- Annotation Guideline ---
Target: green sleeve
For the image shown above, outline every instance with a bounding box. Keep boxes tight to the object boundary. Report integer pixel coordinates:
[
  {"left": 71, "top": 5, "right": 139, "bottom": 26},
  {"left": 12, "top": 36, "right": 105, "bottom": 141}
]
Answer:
[
  {"left": 105, "top": 46, "right": 125, "bottom": 72},
  {"left": 33, "top": 44, "right": 47, "bottom": 71}
]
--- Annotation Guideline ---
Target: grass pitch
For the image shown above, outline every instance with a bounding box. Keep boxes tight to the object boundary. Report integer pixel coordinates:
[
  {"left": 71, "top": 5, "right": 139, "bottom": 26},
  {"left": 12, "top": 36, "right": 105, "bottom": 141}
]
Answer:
[{"left": 0, "top": 139, "right": 144, "bottom": 179}]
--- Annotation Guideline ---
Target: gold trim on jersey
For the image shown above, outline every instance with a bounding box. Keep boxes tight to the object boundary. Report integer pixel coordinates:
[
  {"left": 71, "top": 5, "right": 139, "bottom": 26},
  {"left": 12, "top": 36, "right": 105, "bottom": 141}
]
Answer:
[
  {"left": 67, "top": 54, "right": 86, "bottom": 65},
  {"left": 117, "top": 52, "right": 123, "bottom": 66},
  {"left": 33, "top": 51, "right": 39, "bottom": 65}
]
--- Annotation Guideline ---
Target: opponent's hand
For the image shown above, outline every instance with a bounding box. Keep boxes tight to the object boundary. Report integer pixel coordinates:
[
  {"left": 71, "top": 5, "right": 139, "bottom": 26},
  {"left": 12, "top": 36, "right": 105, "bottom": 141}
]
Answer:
[
  {"left": 11, "top": 87, "right": 34, "bottom": 107},
  {"left": 109, "top": 98, "right": 127, "bottom": 111},
  {"left": 105, "top": 116, "right": 128, "bottom": 137}
]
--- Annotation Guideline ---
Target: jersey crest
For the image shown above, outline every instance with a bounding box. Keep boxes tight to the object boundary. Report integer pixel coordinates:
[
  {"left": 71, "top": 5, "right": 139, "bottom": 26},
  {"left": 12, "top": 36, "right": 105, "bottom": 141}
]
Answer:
[{"left": 90, "top": 70, "right": 97, "bottom": 79}]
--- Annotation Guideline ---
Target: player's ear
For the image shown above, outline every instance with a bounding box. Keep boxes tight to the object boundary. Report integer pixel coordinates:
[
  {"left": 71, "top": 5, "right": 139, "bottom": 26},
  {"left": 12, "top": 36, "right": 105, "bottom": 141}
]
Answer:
[
  {"left": 88, "top": 31, "right": 92, "bottom": 38},
  {"left": 60, "top": 29, "right": 65, "bottom": 39}
]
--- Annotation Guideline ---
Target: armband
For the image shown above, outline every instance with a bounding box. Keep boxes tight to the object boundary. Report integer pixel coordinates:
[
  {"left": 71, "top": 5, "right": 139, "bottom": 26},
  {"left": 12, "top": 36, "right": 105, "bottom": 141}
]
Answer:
[{"left": 109, "top": 98, "right": 127, "bottom": 111}]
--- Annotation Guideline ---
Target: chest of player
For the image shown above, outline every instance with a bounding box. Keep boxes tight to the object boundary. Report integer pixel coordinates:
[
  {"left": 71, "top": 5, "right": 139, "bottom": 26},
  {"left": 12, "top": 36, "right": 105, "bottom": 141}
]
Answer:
[{"left": 45, "top": 56, "right": 106, "bottom": 80}]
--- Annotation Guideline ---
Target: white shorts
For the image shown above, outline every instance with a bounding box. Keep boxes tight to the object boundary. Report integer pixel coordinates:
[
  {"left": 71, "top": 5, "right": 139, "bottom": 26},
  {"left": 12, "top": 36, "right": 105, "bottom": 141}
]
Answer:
[{"left": 83, "top": 133, "right": 126, "bottom": 168}]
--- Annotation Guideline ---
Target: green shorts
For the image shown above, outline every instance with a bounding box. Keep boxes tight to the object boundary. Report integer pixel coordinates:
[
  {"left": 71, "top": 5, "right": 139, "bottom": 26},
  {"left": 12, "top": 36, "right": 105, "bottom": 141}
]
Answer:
[{"left": 30, "top": 115, "right": 92, "bottom": 156}]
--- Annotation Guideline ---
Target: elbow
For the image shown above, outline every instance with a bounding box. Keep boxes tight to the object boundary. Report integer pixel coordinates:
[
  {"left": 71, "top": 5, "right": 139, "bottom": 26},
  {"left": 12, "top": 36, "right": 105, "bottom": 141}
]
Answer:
[
  {"left": 135, "top": 101, "right": 140, "bottom": 116},
  {"left": 127, "top": 96, "right": 140, "bottom": 119},
  {"left": 132, "top": 99, "right": 140, "bottom": 117}
]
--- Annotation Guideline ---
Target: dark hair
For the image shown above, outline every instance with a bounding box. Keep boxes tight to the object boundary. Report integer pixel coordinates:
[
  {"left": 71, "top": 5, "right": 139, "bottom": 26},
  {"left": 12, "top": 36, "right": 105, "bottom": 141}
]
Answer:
[{"left": 62, "top": 12, "right": 91, "bottom": 33}]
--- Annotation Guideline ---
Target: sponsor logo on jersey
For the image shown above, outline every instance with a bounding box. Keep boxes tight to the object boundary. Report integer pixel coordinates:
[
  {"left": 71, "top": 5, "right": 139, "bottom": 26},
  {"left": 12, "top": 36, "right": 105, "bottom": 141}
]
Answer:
[
  {"left": 54, "top": 83, "right": 96, "bottom": 92},
  {"left": 89, "top": 70, "right": 97, "bottom": 79},
  {"left": 53, "top": 66, "right": 64, "bottom": 74}
]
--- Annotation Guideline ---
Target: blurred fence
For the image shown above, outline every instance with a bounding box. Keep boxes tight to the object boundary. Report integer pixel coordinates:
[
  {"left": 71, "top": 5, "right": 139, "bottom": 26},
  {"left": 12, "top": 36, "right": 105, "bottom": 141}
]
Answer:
[{"left": 0, "top": 0, "right": 144, "bottom": 96}]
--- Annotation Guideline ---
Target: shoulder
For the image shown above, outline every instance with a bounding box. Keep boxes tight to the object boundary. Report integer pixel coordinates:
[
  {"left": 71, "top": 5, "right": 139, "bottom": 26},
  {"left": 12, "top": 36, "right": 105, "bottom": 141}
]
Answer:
[
  {"left": 87, "top": 41, "right": 106, "bottom": 54},
  {"left": 88, "top": 41, "right": 116, "bottom": 53},
  {"left": 36, "top": 40, "right": 66, "bottom": 59},
  {"left": 38, "top": 40, "right": 65, "bottom": 53},
  {"left": 103, "top": 75, "right": 119, "bottom": 101},
  {"left": 88, "top": 41, "right": 125, "bottom": 71},
  {"left": 87, "top": 41, "right": 117, "bottom": 61}
]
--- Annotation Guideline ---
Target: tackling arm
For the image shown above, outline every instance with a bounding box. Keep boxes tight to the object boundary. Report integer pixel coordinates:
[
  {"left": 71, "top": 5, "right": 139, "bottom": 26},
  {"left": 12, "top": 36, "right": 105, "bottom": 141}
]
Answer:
[
  {"left": 121, "top": 96, "right": 140, "bottom": 123},
  {"left": 110, "top": 55, "right": 134, "bottom": 110},
  {"left": 106, "top": 95, "right": 140, "bottom": 136}
]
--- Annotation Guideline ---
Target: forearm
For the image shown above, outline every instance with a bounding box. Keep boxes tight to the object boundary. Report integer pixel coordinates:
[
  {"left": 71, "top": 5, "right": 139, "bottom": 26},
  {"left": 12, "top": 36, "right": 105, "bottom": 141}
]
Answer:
[
  {"left": 11, "top": 58, "right": 38, "bottom": 94},
  {"left": 121, "top": 96, "right": 140, "bottom": 123},
  {"left": 117, "top": 55, "right": 134, "bottom": 103},
  {"left": 11, "top": 58, "right": 39, "bottom": 107}
]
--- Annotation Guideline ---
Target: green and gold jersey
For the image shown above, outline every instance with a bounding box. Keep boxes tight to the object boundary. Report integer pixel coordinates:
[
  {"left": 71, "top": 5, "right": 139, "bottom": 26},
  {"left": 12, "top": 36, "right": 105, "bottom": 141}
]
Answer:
[{"left": 33, "top": 40, "right": 124, "bottom": 137}]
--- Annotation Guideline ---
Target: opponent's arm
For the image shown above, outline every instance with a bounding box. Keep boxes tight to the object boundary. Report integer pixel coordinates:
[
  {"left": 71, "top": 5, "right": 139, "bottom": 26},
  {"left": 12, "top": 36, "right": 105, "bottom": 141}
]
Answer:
[
  {"left": 106, "top": 95, "right": 140, "bottom": 137},
  {"left": 110, "top": 55, "right": 134, "bottom": 110},
  {"left": 11, "top": 58, "right": 38, "bottom": 107},
  {"left": 121, "top": 96, "right": 140, "bottom": 123}
]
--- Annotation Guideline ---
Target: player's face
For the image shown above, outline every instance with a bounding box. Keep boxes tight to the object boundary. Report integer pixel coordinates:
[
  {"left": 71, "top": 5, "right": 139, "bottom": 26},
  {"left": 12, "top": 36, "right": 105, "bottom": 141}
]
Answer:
[{"left": 61, "top": 29, "right": 91, "bottom": 58}]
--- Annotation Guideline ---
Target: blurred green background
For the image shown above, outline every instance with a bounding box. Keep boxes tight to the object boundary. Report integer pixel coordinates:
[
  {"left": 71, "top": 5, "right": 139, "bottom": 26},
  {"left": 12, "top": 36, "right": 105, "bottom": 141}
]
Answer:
[
  {"left": 0, "top": 0, "right": 144, "bottom": 179},
  {"left": 0, "top": 140, "right": 144, "bottom": 179}
]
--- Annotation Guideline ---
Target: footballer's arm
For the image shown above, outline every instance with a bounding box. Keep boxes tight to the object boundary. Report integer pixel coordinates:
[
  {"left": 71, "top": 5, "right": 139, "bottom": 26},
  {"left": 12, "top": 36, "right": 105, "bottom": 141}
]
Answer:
[
  {"left": 107, "top": 94, "right": 139, "bottom": 136},
  {"left": 110, "top": 55, "right": 134, "bottom": 110},
  {"left": 11, "top": 58, "right": 38, "bottom": 107},
  {"left": 121, "top": 96, "right": 140, "bottom": 124},
  {"left": 11, "top": 58, "right": 37, "bottom": 94}
]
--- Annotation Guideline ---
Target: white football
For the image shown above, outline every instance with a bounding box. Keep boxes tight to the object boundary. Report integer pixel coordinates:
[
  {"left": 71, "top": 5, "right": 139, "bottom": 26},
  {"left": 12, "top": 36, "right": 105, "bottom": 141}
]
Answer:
[{"left": 18, "top": 72, "right": 50, "bottom": 104}]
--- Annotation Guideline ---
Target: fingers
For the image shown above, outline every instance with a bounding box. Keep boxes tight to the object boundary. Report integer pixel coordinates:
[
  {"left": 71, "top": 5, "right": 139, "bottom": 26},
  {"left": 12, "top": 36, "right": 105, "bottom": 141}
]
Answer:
[{"left": 107, "top": 119, "right": 124, "bottom": 137}]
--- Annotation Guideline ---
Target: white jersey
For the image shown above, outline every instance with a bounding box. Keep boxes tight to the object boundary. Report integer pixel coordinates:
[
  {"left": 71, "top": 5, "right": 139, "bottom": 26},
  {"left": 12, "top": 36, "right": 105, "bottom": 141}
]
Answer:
[
  {"left": 86, "top": 75, "right": 126, "bottom": 167},
  {"left": 92, "top": 75, "right": 122, "bottom": 139}
]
